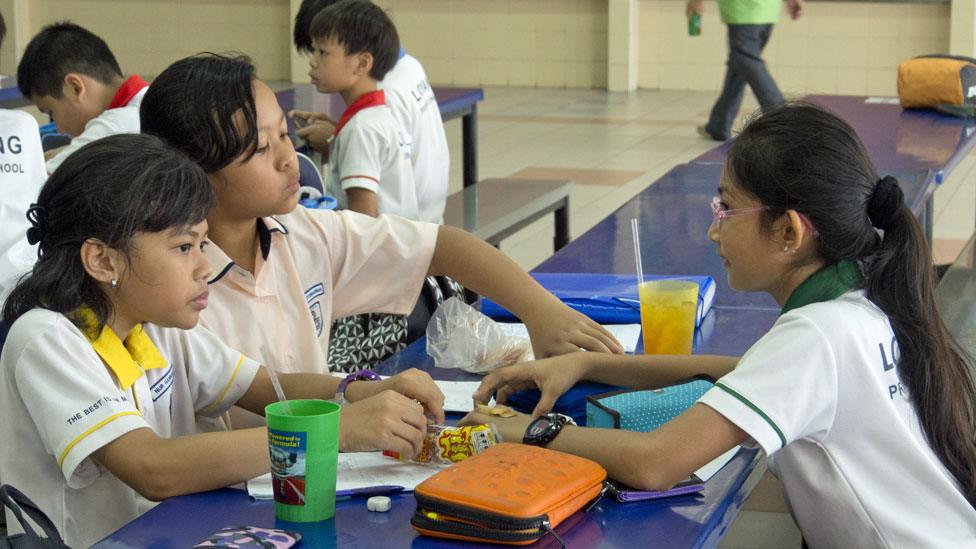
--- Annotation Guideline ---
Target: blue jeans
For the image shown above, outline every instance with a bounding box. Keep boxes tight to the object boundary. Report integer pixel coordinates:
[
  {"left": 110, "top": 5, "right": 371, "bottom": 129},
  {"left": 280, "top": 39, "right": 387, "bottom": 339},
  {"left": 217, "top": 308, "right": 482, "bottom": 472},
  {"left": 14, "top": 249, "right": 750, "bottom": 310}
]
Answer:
[{"left": 705, "top": 24, "right": 784, "bottom": 140}]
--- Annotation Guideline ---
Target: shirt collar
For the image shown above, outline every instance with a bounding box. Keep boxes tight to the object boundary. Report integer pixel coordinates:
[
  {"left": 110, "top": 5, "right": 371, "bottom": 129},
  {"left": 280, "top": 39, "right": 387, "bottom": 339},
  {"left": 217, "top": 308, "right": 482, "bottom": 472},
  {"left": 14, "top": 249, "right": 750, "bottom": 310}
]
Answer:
[
  {"left": 108, "top": 75, "right": 149, "bottom": 109},
  {"left": 75, "top": 309, "right": 168, "bottom": 390},
  {"left": 333, "top": 89, "right": 385, "bottom": 136},
  {"left": 206, "top": 216, "right": 289, "bottom": 284},
  {"left": 781, "top": 260, "right": 863, "bottom": 315},
  {"left": 398, "top": 47, "right": 406, "bottom": 60}
]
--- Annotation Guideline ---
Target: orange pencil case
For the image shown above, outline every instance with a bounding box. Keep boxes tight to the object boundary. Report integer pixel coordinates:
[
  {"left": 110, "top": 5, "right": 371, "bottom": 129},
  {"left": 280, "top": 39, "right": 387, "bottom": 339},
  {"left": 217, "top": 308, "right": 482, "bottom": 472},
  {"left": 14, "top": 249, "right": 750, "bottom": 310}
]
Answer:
[{"left": 411, "top": 442, "right": 607, "bottom": 546}]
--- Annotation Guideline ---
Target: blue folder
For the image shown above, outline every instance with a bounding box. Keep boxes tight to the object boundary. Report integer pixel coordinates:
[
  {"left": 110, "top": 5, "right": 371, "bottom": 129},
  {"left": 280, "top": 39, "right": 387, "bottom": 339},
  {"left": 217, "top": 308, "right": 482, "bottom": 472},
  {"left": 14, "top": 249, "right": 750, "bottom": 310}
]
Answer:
[{"left": 480, "top": 273, "right": 716, "bottom": 327}]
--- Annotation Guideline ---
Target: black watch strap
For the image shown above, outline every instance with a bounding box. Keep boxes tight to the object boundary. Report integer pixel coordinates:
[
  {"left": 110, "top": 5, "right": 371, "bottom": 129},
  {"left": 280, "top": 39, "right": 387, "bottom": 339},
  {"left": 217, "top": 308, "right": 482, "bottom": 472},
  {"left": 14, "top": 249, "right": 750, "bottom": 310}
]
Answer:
[{"left": 523, "top": 413, "right": 575, "bottom": 447}]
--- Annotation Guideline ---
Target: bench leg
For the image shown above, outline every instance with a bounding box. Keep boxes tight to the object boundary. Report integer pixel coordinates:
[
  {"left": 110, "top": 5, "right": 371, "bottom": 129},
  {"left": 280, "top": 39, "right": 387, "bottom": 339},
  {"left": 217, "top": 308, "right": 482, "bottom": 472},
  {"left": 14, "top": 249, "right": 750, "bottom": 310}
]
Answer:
[
  {"left": 554, "top": 199, "right": 570, "bottom": 252},
  {"left": 463, "top": 106, "right": 478, "bottom": 188}
]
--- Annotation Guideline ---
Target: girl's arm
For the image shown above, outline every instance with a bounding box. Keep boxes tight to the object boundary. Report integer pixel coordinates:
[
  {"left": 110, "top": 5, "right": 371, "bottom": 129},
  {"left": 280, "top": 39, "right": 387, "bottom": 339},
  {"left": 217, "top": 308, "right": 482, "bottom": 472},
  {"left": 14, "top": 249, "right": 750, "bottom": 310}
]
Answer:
[
  {"left": 461, "top": 404, "right": 747, "bottom": 491},
  {"left": 428, "top": 226, "right": 625, "bottom": 356},
  {"left": 92, "top": 427, "right": 269, "bottom": 501},
  {"left": 473, "top": 352, "right": 739, "bottom": 416},
  {"left": 346, "top": 188, "right": 379, "bottom": 217}
]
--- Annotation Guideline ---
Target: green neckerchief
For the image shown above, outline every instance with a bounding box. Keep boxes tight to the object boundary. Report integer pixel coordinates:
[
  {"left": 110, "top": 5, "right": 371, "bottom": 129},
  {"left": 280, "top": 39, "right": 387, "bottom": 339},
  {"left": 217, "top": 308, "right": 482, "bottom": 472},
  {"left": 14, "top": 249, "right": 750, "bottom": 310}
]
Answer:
[{"left": 780, "top": 260, "right": 863, "bottom": 315}]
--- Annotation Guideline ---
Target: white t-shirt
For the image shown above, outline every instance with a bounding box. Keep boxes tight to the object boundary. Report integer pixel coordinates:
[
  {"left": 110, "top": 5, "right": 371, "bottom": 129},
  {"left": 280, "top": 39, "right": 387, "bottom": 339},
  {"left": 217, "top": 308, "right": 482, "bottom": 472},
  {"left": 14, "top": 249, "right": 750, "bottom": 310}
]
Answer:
[
  {"left": 700, "top": 291, "right": 976, "bottom": 547},
  {"left": 45, "top": 86, "right": 147, "bottom": 173},
  {"left": 0, "top": 110, "right": 45, "bottom": 300},
  {"left": 380, "top": 54, "right": 450, "bottom": 224},
  {"left": 326, "top": 100, "right": 419, "bottom": 220},
  {"left": 0, "top": 309, "right": 260, "bottom": 547}
]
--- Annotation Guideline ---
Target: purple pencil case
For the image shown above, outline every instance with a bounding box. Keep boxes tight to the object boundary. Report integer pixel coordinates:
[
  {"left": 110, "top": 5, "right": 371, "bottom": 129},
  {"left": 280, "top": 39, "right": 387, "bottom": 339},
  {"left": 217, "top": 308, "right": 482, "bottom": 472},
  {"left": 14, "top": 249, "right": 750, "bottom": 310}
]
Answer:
[{"left": 608, "top": 476, "right": 705, "bottom": 502}]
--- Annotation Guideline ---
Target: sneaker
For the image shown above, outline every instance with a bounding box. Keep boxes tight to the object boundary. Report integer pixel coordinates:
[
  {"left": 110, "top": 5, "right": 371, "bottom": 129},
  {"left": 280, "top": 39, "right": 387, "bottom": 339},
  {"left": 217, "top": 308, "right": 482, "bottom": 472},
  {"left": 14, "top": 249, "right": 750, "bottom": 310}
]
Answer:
[{"left": 696, "top": 125, "right": 726, "bottom": 142}]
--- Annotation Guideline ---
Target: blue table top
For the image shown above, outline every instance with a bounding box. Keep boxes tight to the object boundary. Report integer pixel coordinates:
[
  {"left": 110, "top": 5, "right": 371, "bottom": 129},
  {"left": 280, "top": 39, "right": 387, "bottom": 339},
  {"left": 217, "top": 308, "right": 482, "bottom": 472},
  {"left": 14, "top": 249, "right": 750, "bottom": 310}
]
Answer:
[
  {"left": 535, "top": 162, "right": 931, "bottom": 310},
  {"left": 693, "top": 95, "right": 976, "bottom": 185}
]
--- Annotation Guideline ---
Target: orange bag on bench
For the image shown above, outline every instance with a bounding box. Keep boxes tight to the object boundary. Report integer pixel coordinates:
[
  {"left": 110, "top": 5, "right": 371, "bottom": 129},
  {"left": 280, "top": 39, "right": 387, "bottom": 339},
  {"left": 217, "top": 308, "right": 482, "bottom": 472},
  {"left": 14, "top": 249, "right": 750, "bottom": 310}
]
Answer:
[
  {"left": 411, "top": 443, "right": 607, "bottom": 546},
  {"left": 898, "top": 55, "right": 976, "bottom": 116}
]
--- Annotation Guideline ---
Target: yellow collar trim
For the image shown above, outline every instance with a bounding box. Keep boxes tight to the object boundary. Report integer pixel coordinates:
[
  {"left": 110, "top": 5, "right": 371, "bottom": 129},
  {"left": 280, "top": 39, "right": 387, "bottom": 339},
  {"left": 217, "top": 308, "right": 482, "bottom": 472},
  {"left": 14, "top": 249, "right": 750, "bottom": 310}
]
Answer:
[{"left": 76, "top": 309, "right": 168, "bottom": 390}]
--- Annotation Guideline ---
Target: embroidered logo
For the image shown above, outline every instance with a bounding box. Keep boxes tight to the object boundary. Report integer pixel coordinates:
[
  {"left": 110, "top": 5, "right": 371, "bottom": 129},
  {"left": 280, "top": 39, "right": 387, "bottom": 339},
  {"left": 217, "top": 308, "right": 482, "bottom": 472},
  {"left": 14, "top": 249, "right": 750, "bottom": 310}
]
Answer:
[
  {"left": 304, "top": 283, "right": 326, "bottom": 336},
  {"left": 150, "top": 366, "right": 175, "bottom": 402}
]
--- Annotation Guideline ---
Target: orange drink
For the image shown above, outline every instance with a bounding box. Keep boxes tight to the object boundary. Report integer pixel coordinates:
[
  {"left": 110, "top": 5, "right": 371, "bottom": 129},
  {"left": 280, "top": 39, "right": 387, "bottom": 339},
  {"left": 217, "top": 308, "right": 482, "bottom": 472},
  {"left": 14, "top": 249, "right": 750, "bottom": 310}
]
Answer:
[{"left": 638, "top": 280, "right": 698, "bottom": 354}]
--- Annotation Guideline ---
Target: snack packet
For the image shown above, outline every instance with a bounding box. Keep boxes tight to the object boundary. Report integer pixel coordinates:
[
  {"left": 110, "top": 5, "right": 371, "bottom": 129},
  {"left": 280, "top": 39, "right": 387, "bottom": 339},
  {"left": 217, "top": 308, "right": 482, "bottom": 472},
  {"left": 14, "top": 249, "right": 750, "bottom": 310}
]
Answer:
[{"left": 384, "top": 424, "right": 499, "bottom": 464}]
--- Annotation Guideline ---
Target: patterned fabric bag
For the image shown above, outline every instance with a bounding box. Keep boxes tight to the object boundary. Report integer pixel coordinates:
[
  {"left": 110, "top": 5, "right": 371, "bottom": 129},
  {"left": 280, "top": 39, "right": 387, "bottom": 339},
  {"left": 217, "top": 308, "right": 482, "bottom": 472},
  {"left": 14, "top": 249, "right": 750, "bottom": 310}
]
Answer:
[{"left": 327, "top": 276, "right": 467, "bottom": 373}]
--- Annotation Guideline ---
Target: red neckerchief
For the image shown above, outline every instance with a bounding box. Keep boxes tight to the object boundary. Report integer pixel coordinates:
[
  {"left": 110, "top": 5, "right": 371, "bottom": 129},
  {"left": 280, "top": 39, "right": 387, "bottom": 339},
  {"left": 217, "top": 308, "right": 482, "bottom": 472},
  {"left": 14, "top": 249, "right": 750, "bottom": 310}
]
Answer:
[
  {"left": 108, "top": 75, "right": 149, "bottom": 109},
  {"left": 333, "top": 90, "right": 385, "bottom": 136}
]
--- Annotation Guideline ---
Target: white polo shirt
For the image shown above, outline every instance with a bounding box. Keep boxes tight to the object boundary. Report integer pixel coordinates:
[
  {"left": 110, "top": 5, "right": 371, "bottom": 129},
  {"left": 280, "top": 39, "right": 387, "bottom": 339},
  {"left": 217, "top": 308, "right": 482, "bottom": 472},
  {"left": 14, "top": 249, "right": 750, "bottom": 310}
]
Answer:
[
  {"left": 45, "top": 78, "right": 148, "bottom": 173},
  {"left": 325, "top": 90, "right": 419, "bottom": 220},
  {"left": 380, "top": 53, "right": 450, "bottom": 224},
  {"left": 700, "top": 291, "right": 976, "bottom": 547},
  {"left": 199, "top": 208, "right": 436, "bottom": 377},
  {"left": 0, "top": 109, "right": 45, "bottom": 300},
  {"left": 0, "top": 309, "right": 260, "bottom": 548}
]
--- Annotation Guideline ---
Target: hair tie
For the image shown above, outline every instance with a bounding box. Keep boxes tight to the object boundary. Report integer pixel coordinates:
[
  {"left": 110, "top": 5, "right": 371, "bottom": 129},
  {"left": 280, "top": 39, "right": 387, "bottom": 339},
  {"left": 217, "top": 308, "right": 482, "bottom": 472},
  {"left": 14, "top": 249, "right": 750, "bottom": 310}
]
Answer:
[
  {"left": 25, "top": 204, "right": 47, "bottom": 246},
  {"left": 866, "top": 176, "right": 903, "bottom": 232}
]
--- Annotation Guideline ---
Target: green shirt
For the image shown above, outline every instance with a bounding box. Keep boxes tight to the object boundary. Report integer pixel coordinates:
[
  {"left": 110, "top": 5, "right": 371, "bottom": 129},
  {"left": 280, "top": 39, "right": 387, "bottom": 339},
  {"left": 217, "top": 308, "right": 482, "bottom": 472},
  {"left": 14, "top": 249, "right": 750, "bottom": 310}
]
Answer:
[{"left": 718, "top": 0, "right": 782, "bottom": 25}]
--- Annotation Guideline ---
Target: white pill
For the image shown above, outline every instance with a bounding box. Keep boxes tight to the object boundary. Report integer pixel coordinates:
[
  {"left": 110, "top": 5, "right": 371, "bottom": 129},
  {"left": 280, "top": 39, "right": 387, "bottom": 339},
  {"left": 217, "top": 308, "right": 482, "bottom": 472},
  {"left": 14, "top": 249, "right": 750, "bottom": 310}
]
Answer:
[{"left": 367, "top": 496, "right": 391, "bottom": 512}]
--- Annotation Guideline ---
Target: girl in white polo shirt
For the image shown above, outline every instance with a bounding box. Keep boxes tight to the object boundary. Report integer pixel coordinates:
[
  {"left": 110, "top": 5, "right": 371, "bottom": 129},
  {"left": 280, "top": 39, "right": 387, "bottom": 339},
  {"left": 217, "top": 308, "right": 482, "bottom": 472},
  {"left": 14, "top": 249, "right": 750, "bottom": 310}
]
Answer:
[
  {"left": 0, "top": 134, "right": 454, "bottom": 547},
  {"left": 463, "top": 104, "right": 976, "bottom": 547}
]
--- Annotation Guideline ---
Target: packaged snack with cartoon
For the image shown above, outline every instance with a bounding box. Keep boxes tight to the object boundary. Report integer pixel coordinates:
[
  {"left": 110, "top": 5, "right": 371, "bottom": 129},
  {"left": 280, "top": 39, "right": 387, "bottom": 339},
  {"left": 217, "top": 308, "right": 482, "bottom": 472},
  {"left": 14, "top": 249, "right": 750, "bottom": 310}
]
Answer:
[{"left": 384, "top": 424, "right": 499, "bottom": 464}]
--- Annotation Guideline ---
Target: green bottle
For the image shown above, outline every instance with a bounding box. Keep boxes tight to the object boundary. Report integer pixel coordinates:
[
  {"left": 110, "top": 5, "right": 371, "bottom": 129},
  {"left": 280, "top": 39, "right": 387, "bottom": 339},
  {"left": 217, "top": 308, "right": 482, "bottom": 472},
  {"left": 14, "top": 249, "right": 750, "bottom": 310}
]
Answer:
[{"left": 689, "top": 13, "right": 702, "bottom": 36}]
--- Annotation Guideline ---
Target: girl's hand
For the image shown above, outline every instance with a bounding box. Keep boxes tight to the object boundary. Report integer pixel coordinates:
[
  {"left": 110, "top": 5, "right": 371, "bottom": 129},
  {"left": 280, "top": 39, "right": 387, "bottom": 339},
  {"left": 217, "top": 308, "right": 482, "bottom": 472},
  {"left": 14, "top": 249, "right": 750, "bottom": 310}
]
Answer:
[
  {"left": 524, "top": 302, "right": 623, "bottom": 357},
  {"left": 339, "top": 390, "right": 428, "bottom": 456},
  {"left": 459, "top": 409, "right": 534, "bottom": 445},
  {"left": 472, "top": 353, "right": 592, "bottom": 417},
  {"left": 345, "top": 368, "right": 446, "bottom": 424}
]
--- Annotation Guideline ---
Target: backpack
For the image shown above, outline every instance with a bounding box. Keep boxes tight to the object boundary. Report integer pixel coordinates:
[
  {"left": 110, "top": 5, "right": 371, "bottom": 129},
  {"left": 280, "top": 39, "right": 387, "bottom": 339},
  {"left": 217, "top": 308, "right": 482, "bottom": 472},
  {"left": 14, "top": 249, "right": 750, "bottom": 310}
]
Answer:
[
  {"left": 898, "top": 54, "right": 976, "bottom": 117},
  {"left": 0, "top": 485, "right": 71, "bottom": 549}
]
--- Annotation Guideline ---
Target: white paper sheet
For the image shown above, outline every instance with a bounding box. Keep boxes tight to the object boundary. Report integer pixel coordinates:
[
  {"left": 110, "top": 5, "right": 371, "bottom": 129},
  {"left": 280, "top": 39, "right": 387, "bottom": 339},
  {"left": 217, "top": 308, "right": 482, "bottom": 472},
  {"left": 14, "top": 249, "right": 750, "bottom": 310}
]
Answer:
[
  {"left": 247, "top": 452, "right": 444, "bottom": 499},
  {"left": 495, "top": 323, "right": 643, "bottom": 353},
  {"left": 694, "top": 446, "right": 739, "bottom": 481},
  {"left": 435, "top": 380, "right": 482, "bottom": 412}
]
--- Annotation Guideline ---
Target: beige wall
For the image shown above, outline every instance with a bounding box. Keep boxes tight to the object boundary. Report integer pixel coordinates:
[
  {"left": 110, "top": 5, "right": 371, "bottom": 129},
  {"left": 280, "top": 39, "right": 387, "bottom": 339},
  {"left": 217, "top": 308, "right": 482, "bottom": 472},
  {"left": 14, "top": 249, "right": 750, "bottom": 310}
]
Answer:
[
  {"left": 0, "top": 0, "right": 956, "bottom": 95},
  {"left": 11, "top": 0, "right": 291, "bottom": 81},
  {"left": 639, "top": 0, "right": 950, "bottom": 96}
]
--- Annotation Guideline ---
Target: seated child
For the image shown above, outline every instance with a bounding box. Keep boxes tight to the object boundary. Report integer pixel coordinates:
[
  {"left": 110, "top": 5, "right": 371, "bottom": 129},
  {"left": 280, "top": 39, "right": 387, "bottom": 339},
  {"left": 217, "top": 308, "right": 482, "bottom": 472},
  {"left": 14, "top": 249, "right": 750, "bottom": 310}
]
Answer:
[
  {"left": 307, "top": 0, "right": 418, "bottom": 219},
  {"left": 17, "top": 22, "right": 147, "bottom": 173},
  {"left": 139, "top": 53, "right": 622, "bottom": 427},
  {"left": 0, "top": 134, "right": 446, "bottom": 547},
  {"left": 291, "top": 0, "right": 450, "bottom": 224},
  {"left": 463, "top": 104, "right": 976, "bottom": 546},
  {"left": 0, "top": 11, "right": 46, "bottom": 302}
]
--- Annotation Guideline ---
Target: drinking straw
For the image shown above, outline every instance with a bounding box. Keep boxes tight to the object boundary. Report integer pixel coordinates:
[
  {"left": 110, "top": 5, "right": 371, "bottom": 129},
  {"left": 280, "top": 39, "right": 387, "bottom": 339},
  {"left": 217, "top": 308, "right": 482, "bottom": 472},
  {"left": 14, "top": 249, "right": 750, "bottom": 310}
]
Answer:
[{"left": 631, "top": 218, "right": 645, "bottom": 286}]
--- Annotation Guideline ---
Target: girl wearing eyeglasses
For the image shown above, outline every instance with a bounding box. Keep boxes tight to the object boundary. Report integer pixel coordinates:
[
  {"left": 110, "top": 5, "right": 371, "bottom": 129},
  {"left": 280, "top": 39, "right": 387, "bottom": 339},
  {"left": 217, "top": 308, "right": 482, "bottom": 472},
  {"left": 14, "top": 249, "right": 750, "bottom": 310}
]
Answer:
[{"left": 463, "top": 103, "right": 976, "bottom": 546}]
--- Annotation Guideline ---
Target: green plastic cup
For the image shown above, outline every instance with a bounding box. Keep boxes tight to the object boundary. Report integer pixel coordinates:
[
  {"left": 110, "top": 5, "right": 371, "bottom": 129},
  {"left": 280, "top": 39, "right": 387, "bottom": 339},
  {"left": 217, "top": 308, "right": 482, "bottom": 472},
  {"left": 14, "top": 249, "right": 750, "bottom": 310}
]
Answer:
[{"left": 265, "top": 399, "right": 340, "bottom": 522}]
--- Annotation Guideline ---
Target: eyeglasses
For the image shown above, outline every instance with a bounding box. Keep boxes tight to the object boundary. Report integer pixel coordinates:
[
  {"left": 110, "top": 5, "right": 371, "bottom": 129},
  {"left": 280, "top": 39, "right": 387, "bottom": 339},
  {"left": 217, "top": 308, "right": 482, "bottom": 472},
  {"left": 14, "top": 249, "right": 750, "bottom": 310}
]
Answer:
[
  {"left": 710, "top": 196, "right": 820, "bottom": 237},
  {"left": 710, "top": 196, "right": 769, "bottom": 223}
]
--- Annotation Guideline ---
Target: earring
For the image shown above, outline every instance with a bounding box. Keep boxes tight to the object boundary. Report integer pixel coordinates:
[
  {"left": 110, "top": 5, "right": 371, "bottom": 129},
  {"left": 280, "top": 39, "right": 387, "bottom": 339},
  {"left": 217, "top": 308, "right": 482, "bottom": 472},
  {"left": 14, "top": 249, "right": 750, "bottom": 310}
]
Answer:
[
  {"left": 782, "top": 246, "right": 789, "bottom": 252},
  {"left": 110, "top": 278, "right": 118, "bottom": 290}
]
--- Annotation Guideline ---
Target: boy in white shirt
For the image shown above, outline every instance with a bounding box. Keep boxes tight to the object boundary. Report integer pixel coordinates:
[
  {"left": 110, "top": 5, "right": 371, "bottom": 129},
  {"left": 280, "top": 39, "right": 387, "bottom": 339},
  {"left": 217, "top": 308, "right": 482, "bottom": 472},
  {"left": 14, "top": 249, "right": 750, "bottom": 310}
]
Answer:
[
  {"left": 0, "top": 11, "right": 45, "bottom": 304},
  {"left": 293, "top": 0, "right": 449, "bottom": 223},
  {"left": 307, "top": 0, "right": 416, "bottom": 219},
  {"left": 17, "top": 22, "right": 148, "bottom": 174}
]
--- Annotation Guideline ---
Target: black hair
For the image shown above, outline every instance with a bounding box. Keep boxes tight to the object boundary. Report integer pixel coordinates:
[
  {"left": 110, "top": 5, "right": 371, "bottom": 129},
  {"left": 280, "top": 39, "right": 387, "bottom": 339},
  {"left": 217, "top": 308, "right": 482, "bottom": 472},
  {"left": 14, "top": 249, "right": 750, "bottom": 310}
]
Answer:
[
  {"left": 309, "top": 0, "right": 399, "bottom": 81},
  {"left": 294, "top": 0, "right": 337, "bottom": 54},
  {"left": 140, "top": 53, "right": 258, "bottom": 173},
  {"left": 2, "top": 134, "right": 214, "bottom": 333},
  {"left": 727, "top": 102, "right": 976, "bottom": 507},
  {"left": 0, "top": 11, "right": 7, "bottom": 49},
  {"left": 16, "top": 21, "right": 122, "bottom": 99}
]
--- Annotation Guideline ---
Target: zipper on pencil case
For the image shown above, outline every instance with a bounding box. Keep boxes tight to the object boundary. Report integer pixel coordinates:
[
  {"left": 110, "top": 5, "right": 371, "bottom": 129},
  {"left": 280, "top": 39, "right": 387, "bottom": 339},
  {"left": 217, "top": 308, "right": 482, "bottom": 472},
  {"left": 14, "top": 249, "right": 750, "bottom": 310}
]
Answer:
[
  {"left": 412, "top": 508, "right": 567, "bottom": 546},
  {"left": 413, "top": 492, "right": 548, "bottom": 531}
]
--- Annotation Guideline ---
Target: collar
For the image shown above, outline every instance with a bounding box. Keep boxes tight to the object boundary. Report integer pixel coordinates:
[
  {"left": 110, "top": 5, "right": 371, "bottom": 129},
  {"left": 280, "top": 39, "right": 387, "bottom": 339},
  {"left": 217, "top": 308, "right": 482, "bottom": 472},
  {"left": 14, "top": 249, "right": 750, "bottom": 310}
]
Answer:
[
  {"left": 781, "top": 260, "right": 863, "bottom": 315},
  {"left": 206, "top": 216, "right": 289, "bottom": 284},
  {"left": 333, "top": 89, "right": 385, "bottom": 136},
  {"left": 398, "top": 47, "right": 406, "bottom": 60},
  {"left": 108, "top": 75, "right": 149, "bottom": 109},
  {"left": 75, "top": 309, "right": 168, "bottom": 390}
]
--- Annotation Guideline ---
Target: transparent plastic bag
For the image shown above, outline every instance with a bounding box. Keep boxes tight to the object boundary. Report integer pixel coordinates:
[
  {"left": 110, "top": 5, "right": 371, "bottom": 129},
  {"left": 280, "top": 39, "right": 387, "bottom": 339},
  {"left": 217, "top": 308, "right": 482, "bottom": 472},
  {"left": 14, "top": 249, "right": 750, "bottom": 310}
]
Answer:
[{"left": 425, "top": 297, "right": 533, "bottom": 373}]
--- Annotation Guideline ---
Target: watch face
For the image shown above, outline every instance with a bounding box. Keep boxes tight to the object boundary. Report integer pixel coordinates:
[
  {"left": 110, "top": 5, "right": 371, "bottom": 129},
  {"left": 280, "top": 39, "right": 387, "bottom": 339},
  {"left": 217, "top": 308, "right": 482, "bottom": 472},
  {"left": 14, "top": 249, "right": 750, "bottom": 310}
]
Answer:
[{"left": 528, "top": 417, "right": 554, "bottom": 437}]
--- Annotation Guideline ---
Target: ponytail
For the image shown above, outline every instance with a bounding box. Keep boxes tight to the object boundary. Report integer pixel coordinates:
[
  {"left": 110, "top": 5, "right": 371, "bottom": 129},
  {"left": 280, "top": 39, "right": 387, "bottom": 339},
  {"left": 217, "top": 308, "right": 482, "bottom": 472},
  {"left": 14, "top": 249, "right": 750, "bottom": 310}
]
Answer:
[
  {"left": 863, "top": 180, "right": 976, "bottom": 505},
  {"left": 729, "top": 102, "right": 976, "bottom": 506}
]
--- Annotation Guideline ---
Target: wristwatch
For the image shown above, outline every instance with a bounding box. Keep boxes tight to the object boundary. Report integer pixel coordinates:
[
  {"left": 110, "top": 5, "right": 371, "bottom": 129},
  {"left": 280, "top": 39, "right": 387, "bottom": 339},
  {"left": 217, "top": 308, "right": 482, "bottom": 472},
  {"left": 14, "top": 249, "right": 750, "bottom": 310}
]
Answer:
[
  {"left": 334, "top": 369, "right": 381, "bottom": 406},
  {"left": 522, "top": 413, "right": 576, "bottom": 447}
]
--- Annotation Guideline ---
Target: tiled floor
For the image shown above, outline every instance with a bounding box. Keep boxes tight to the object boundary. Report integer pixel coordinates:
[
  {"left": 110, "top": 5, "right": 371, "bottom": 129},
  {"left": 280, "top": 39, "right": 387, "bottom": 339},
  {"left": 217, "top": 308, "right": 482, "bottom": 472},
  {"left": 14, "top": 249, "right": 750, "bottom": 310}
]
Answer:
[{"left": 440, "top": 86, "right": 976, "bottom": 549}]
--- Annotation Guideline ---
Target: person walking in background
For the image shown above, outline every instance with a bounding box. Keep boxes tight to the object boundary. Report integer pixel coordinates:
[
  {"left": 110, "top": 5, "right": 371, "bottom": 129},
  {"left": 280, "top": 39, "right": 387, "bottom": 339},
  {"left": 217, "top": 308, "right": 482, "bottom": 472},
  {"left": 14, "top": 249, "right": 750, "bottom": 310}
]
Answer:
[{"left": 691, "top": 0, "right": 804, "bottom": 141}]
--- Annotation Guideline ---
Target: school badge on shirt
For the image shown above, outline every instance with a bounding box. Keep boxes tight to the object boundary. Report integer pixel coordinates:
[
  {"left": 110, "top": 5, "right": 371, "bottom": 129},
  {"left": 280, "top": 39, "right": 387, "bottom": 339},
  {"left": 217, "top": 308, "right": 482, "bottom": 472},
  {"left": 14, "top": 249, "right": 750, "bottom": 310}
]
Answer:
[{"left": 304, "top": 283, "right": 326, "bottom": 336}]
